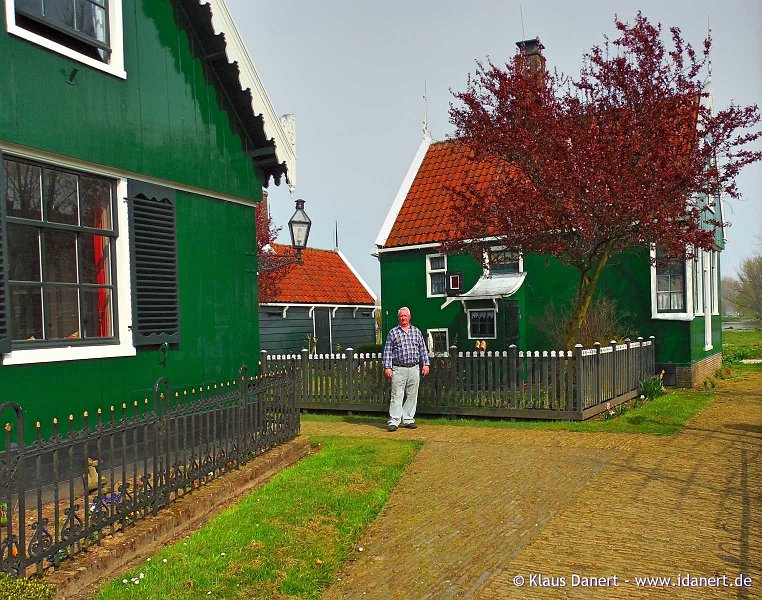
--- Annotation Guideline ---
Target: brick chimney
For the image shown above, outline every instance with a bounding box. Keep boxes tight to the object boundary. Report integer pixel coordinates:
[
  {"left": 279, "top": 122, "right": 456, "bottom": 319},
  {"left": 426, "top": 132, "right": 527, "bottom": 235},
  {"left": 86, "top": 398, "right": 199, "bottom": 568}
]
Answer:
[{"left": 515, "top": 37, "right": 546, "bottom": 76}]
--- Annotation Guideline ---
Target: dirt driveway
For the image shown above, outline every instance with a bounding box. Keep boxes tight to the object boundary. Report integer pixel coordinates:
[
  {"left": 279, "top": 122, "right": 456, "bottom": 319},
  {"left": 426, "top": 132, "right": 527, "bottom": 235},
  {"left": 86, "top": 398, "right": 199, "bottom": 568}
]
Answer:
[{"left": 302, "top": 371, "right": 761, "bottom": 599}]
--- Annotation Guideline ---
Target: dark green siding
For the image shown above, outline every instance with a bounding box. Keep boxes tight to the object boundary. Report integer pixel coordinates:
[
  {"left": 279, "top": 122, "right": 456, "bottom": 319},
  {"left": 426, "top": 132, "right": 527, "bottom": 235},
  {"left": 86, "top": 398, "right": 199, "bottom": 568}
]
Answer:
[
  {"left": 0, "top": 0, "right": 261, "bottom": 200},
  {"left": 0, "top": 0, "right": 267, "bottom": 440},
  {"left": 332, "top": 310, "right": 375, "bottom": 351},
  {"left": 259, "top": 307, "right": 375, "bottom": 355},
  {"left": 379, "top": 246, "right": 722, "bottom": 367}
]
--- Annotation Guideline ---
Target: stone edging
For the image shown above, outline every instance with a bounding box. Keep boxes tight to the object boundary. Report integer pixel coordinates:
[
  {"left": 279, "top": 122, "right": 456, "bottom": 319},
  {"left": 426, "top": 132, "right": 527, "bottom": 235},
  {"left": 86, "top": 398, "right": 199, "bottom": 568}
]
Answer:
[{"left": 48, "top": 436, "right": 311, "bottom": 600}]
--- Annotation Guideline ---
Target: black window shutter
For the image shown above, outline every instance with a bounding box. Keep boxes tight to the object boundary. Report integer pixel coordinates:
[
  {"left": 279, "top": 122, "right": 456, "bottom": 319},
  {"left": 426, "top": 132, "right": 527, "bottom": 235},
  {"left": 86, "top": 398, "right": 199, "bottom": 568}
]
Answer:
[
  {"left": 0, "top": 153, "right": 10, "bottom": 353},
  {"left": 128, "top": 180, "right": 180, "bottom": 346}
]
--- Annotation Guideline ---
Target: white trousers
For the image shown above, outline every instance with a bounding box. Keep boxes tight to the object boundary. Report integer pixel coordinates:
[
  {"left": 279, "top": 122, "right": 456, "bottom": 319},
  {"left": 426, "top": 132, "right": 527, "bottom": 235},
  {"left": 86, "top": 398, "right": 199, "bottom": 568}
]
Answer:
[{"left": 388, "top": 365, "right": 420, "bottom": 426}]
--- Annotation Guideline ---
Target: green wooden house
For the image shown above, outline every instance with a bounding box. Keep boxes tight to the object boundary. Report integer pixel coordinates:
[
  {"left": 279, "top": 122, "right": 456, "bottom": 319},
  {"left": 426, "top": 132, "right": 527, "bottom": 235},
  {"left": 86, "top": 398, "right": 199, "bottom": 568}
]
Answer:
[
  {"left": 0, "top": 0, "right": 296, "bottom": 433},
  {"left": 374, "top": 132, "right": 724, "bottom": 387}
]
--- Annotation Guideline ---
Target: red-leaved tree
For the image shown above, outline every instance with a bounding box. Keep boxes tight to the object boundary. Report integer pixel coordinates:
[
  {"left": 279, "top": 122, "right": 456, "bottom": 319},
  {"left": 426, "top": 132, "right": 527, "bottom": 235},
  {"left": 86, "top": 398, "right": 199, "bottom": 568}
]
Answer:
[
  {"left": 255, "top": 192, "right": 293, "bottom": 303},
  {"left": 449, "top": 14, "right": 760, "bottom": 348}
]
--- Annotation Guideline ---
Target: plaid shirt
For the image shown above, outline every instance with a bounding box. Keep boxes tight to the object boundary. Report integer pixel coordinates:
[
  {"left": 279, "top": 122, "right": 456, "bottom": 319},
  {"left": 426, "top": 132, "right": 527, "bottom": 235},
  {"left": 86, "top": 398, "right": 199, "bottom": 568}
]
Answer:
[{"left": 383, "top": 325, "right": 430, "bottom": 369}]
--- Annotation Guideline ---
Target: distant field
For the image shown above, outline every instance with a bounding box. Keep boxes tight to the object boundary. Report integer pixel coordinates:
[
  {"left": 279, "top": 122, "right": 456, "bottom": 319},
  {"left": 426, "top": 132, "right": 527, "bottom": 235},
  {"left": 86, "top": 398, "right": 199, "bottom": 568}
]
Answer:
[{"left": 723, "top": 328, "right": 762, "bottom": 362}]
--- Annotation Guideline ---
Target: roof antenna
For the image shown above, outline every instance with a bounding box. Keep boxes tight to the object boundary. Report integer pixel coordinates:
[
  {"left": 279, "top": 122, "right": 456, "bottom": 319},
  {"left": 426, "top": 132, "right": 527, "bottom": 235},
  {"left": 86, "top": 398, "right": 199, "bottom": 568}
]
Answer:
[
  {"left": 422, "top": 80, "right": 430, "bottom": 139},
  {"left": 519, "top": 3, "right": 526, "bottom": 40},
  {"left": 334, "top": 220, "right": 339, "bottom": 250}
]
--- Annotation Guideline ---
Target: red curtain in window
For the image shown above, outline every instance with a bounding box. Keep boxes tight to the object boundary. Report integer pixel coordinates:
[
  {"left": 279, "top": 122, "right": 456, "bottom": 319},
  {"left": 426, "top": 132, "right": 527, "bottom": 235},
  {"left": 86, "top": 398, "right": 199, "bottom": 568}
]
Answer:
[{"left": 92, "top": 209, "right": 110, "bottom": 337}]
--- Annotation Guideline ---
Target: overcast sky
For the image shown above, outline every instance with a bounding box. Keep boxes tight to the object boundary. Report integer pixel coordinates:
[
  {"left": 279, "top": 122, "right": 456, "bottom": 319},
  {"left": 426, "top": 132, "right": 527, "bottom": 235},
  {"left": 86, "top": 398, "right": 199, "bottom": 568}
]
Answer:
[{"left": 228, "top": 0, "right": 761, "bottom": 298}]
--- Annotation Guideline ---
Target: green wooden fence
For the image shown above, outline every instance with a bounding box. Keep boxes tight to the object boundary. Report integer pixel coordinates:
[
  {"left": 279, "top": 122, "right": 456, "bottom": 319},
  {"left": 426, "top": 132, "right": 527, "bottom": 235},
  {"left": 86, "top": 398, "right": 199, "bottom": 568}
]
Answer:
[{"left": 260, "top": 338, "right": 655, "bottom": 421}]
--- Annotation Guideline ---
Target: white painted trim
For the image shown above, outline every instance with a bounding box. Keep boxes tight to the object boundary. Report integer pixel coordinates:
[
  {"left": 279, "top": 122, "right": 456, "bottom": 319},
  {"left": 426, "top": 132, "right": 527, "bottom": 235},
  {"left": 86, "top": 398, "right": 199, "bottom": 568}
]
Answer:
[
  {"left": 425, "top": 253, "right": 447, "bottom": 298},
  {"left": 281, "top": 306, "right": 289, "bottom": 318},
  {"left": 466, "top": 308, "right": 497, "bottom": 340},
  {"left": 203, "top": 0, "right": 296, "bottom": 186},
  {"left": 0, "top": 141, "right": 260, "bottom": 206},
  {"left": 375, "top": 133, "right": 432, "bottom": 247},
  {"left": 331, "top": 307, "right": 339, "bottom": 318},
  {"left": 337, "top": 250, "right": 377, "bottom": 302},
  {"left": 374, "top": 241, "right": 442, "bottom": 254},
  {"left": 261, "top": 302, "right": 374, "bottom": 310},
  {"left": 650, "top": 245, "right": 695, "bottom": 321},
  {"left": 3, "top": 179, "right": 136, "bottom": 365},
  {"left": 704, "top": 249, "right": 713, "bottom": 349},
  {"left": 5, "top": 0, "right": 126, "bottom": 79}
]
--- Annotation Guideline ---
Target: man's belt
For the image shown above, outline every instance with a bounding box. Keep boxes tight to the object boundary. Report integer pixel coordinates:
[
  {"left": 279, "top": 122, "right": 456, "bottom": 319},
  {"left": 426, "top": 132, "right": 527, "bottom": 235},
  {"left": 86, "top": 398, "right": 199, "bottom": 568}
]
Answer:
[{"left": 393, "top": 361, "right": 419, "bottom": 367}]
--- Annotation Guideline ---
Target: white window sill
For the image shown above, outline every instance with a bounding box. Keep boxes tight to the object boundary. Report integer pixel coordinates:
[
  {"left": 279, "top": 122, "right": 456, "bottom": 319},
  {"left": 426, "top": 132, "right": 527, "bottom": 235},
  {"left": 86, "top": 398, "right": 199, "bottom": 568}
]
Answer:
[
  {"left": 704, "top": 344, "right": 714, "bottom": 352},
  {"left": 651, "top": 312, "right": 694, "bottom": 321},
  {"left": 2, "top": 342, "right": 136, "bottom": 365}
]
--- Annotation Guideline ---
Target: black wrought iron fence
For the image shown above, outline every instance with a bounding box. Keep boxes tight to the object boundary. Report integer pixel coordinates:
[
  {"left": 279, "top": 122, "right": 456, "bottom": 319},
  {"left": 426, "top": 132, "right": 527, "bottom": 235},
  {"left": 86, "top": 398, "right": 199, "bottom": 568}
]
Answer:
[
  {"left": 0, "top": 363, "right": 300, "bottom": 578},
  {"left": 261, "top": 337, "right": 656, "bottom": 420}
]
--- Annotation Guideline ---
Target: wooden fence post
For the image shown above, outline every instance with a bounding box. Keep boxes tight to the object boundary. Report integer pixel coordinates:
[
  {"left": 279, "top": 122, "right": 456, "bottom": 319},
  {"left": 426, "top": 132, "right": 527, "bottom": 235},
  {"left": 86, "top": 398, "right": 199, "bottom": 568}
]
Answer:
[
  {"left": 624, "top": 338, "right": 632, "bottom": 391},
  {"left": 575, "top": 344, "right": 584, "bottom": 414},
  {"left": 610, "top": 340, "right": 618, "bottom": 398},
  {"left": 649, "top": 335, "right": 656, "bottom": 376},
  {"left": 346, "top": 348, "right": 355, "bottom": 403},
  {"left": 594, "top": 342, "right": 601, "bottom": 408},
  {"left": 637, "top": 337, "right": 644, "bottom": 382},
  {"left": 449, "top": 345, "right": 459, "bottom": 407},
  {"left": 260, "top": 350, "right": 268, "bottom": 374},
  {"left": 301, "top": 349, "right": 309, "bottom": 403},
  {"left": 508, "top": 345, "right": 517, "bottom": 408}
]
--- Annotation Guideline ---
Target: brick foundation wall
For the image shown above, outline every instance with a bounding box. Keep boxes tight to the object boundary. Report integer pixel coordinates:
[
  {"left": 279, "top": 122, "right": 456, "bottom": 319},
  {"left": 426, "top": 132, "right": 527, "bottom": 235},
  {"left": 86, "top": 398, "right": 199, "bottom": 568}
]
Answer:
[{"left": 675, "top": 352, "right": 723, "bottom": 388}]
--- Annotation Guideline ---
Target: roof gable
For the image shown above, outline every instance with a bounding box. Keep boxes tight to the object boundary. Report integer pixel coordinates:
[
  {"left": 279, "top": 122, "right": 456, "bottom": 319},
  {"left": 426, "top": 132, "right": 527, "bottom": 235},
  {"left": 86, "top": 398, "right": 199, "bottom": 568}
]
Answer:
[
  {"left": 176, "top": 0, "right": 296, "bottom": 187},
  {"left": 263, "top": 245, "right": 376, "bottom": 305},
  {"left": 379, "top": 139, "right": 500, "bottom": 248}
]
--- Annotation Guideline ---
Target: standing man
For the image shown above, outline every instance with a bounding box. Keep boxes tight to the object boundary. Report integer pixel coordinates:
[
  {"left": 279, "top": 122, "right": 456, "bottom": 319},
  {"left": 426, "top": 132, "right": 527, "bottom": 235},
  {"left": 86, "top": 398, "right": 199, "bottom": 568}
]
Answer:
[{"left": 383, "top": 307, "right": 430, "bottom": 431}]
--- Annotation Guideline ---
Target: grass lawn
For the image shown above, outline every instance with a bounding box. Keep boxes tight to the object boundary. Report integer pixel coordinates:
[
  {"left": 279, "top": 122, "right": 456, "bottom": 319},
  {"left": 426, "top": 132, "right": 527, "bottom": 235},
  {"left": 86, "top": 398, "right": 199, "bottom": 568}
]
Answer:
[
  {"left": 722, "top": 328, "right": 762, "bottom": 362},
  {"left": 303, "top": 386, "right": 715, "bottom": 436},
  {"left": 94, "top": 436, "right": 419, "bottom": 600}
]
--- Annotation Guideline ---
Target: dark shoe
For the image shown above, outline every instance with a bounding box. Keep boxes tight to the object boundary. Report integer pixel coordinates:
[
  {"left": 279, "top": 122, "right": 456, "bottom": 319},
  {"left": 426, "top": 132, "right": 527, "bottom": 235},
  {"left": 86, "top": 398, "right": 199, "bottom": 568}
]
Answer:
[
  {"left": 387, "top": 424, "right": 398, "bottom": 432},
  {"left": 403, "top": 422, "right": 417, "bottom": 429}
]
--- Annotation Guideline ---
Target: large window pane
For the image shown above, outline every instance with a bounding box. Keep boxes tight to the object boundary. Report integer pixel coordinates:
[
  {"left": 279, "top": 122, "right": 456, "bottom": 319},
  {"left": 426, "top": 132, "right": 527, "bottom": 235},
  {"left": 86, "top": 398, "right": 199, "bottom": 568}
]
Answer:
[
  {"left": 10, "top": 285, "right": 43, "bottom": 341},
  {"left": 429, "top": 256, "right": 445, "bottom": 270},
  {"left": 15, "top": 0, "right": 43, "bottom": 18},
  {"left": 80, "top": 176, "right": 112, "bottom": 229},
  {"left": 5, "top": 160, "right": 42, "bottom": 220},
  {"left": 7, "top": 224, "right": 41, "bottom": 282},
  {"left": 43, "top": 0, "right": 77, "bottom": 32},
  {"left": 470, "top": 310, "right": 495, "bottom": 337},
  {"left": 79, "top": 234, "right": 111, "bottom": 285},
  {"left": 44, "top": 169, "right": 79, "bottom": 225},
  {"left": 45, "top": 286, "right": 80, "bottom": 339},
  {"left": 430, "top": 273, "right": 446, "bottom": 295},
  {"left": 82, "top": 288, "right": 112, "bottom": 338},
  {"left": 44, "top": 229, "right": 77, "bottom": 282}
]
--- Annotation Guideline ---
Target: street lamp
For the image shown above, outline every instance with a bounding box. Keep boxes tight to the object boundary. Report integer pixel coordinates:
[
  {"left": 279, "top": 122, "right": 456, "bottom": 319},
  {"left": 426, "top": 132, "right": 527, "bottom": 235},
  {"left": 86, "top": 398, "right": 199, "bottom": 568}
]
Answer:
[{"left": 258, "top": 198, "right": 312, "bottom": 273}]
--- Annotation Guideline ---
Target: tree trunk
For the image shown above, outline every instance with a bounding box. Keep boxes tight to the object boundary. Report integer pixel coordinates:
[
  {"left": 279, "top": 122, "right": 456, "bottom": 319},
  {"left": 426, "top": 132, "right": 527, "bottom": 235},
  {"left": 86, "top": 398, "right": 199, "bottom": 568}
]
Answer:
[{"left": 563, "top": 243, "right": 615, "bottom": 350}]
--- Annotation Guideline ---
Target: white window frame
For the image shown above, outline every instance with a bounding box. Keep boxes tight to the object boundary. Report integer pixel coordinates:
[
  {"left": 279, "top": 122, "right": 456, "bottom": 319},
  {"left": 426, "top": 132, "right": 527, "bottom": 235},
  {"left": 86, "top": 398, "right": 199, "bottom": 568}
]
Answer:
[
  {"left": 467, "top": 308, "right": 497, "bottom": 340},
  {"left": 426, "top": 328, "right": 449, "bottom": 356},
  {"left": 487, "top": 246, "right": 523, "bottom": 275},
  {"left": 2, "top": 170, "right": 135, "bottom": 366},
  {"left": 693, "top": 251, "right": 704, "bottom": 316},
  {"left": 426, "top": 253, "right": 447, "bottom": 298},
  {"left": 650, "top": 245, "right": 694, "bottom": 321},
  {"left": 4, "top": 0, "right": 126, "bottom": 79},
  {"left": 711, "top": 250, "right": 719, "bottom": 316}
]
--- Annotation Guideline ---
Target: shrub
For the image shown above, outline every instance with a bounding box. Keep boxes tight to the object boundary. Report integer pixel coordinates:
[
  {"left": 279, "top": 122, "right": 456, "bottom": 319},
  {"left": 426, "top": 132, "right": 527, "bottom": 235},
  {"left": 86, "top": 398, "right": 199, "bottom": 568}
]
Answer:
[
  {"left": 639, "top": 372, "right": 666, "bottom": 401},
  {"left": 355, "top": 343, "right": 383, "bottom": 354},
  {"left": 531, "top": 296, "right": 638, "bottom": 348},
  {"left": 0, "top": 573, "right": 55, "bottom": 600}
]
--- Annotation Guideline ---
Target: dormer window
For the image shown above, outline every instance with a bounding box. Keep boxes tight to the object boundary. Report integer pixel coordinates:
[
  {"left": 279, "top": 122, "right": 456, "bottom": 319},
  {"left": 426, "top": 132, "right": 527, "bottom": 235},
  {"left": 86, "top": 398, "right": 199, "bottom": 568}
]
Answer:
[{"left": 488, "top": 249, "right": 521, "bottom": 274}]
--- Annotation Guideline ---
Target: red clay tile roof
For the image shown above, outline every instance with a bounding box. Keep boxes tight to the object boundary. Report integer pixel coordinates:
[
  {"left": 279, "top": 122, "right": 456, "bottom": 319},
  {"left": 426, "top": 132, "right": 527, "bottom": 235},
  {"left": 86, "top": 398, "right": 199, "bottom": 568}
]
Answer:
[
  {"left": 263, "top": 244, "right": 375, "bottom": 305},
  {"left": 384, "top": 140, "right": 500, "bottom": 248}
]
